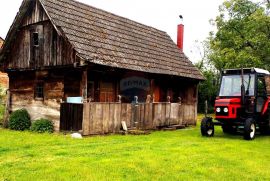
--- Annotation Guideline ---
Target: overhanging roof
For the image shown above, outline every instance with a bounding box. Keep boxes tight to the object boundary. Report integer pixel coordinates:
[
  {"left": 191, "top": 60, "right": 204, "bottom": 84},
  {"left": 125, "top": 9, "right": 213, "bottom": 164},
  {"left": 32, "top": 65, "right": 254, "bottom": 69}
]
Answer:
[{"left": 2, "top": 0, "right": 204, "bottom": 80}]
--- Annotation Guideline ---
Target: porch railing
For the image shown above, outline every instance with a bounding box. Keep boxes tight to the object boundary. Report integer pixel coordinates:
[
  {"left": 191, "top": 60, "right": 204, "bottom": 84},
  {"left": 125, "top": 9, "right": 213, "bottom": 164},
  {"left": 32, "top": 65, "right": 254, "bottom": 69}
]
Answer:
[
  {"left": 60, "top": 98, "right": 197, "bottom": 135},
  {"left": 81, "top": 102, "right": 196, "bottom": 135}
]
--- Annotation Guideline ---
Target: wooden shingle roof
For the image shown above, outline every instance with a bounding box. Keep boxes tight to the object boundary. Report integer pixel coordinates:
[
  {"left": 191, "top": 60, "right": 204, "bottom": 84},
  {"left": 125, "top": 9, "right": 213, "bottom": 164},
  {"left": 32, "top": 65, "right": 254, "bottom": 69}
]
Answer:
[
  {"left": 40, "top": 0, "right": 203, "bottom": 80},
  {"left": 2, "top": 0, "right": 202, "bottom": 80}
]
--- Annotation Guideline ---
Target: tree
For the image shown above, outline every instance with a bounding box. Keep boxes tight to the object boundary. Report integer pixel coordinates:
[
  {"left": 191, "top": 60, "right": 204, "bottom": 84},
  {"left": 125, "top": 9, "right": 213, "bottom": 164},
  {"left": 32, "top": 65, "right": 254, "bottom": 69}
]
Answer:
[
  {"left": 208, "top": 0, "right": 270, "bottom": 72},
  {"left": 196, "top": 68, "right": 219, "bottom": 113}
]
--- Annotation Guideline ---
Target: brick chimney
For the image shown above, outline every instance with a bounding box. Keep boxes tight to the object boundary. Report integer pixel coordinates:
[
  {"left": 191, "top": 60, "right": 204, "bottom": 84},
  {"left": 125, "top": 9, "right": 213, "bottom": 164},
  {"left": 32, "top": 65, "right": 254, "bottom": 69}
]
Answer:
[{"left": 177, "top": 16, "right": 184, "bottom": 51}]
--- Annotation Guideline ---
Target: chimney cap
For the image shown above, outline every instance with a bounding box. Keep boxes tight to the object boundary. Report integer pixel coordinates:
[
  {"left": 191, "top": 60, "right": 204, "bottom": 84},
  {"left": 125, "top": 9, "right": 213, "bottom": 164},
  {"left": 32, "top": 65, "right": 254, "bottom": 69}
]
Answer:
[{"left": 179, "top": 15, "right": 184, "bottom": 24}]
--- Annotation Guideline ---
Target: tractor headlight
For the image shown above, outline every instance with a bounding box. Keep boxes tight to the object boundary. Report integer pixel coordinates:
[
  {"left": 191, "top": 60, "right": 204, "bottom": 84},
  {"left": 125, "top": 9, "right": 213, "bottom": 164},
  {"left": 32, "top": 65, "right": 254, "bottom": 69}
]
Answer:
[
  {"left": 223, "top": 107, "right": 229, "bottom": 113},
  {"left": 216, "top": 107, "right": 221, "bottom": 113}
]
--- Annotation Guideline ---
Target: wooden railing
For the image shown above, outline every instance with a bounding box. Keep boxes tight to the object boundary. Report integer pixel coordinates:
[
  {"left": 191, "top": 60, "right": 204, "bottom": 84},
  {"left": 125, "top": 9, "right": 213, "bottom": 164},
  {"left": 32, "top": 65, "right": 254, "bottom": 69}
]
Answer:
[{"left": 81, "top": 102, "right": 196, "bottom": 135}]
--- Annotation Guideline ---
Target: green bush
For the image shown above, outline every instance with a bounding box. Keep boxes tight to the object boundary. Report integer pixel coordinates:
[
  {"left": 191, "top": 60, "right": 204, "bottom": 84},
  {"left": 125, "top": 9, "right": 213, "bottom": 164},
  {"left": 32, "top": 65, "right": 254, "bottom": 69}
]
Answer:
[
  {"left": 30, "top": 118, "right": 54, "bottom": 133},
  {"left": 9, "top": 109, "right": 31, "bottom": 131}
]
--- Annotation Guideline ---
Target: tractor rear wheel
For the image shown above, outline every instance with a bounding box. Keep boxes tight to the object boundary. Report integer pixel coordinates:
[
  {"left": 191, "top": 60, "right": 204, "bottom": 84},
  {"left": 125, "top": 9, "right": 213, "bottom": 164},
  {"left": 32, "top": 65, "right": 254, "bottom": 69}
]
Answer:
[
  {"left": 244, "top": 118, "right": 256, "bottom": 140},
  {"left": 201, "top": 117, "right": 214, "bottom": 137}
]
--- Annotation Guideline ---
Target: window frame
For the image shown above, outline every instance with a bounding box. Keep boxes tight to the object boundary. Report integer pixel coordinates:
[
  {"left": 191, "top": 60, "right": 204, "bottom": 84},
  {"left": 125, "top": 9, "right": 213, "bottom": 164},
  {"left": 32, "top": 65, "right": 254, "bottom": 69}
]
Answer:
[
  {"left": 34, "top": 82, "right": 44, "bottom": 100},
  {"left": 33, "top": 32, "right": 39, "bottom": 47}
]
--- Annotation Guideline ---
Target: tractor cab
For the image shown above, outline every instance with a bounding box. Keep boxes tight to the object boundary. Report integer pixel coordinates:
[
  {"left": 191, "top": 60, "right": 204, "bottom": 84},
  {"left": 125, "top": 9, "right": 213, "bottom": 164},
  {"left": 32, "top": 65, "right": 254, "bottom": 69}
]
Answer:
[{"left": 201, "top": 68, "right": 270, "bottom": 140}]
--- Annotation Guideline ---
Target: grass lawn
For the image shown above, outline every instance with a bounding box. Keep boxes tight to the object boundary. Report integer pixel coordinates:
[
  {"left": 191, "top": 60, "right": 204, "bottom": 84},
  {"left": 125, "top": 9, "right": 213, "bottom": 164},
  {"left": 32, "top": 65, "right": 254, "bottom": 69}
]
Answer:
[{"left": 1, "top": 115, "right": 270, "bottom": 181}]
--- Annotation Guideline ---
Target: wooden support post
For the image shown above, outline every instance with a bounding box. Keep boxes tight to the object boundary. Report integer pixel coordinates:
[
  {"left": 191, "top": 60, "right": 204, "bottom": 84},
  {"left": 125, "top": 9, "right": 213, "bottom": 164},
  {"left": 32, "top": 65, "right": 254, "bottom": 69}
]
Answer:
[
  {"left": 178, "top": 97, "right": 182, "bottom": 105},
  {"left": 146, "top": 95, "right": 152, "bottom": 103},
  {"left": 134, "top": 96, "right": 138, "bottom": 104},
  {"left": 81, "top": 69, "right": 88, "bottom": 102},
  {"left": 167, "top": 96, "right": 171, "bottom": 103},
  {"left": 118, "top": 95, "right": 122, "bottom": 103}
]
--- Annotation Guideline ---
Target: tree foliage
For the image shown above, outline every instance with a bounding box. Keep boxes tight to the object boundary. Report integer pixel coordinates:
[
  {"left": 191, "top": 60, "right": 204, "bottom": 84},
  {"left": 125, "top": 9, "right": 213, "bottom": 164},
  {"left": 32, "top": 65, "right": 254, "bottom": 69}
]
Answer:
[
  {"left": 195, "top": 62, "right": 219, "bottom": 113},
  {"left": 208, "top": 0, "right": 270, "bottom": 72}
]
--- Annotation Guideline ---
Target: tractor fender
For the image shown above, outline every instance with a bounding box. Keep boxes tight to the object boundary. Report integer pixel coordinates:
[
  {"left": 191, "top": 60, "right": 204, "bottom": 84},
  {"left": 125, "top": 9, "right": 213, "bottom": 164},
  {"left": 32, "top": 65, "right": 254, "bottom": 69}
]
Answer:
[{"left": 261, "top": 97, "right": 270, "bottom": 115}]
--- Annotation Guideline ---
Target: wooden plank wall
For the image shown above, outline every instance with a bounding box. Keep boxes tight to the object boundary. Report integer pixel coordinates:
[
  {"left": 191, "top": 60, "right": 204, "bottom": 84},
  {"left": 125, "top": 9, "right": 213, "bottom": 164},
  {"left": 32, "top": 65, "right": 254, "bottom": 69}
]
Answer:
[
  {"left": 82, "top": 102, "right": 196, "bottom": 135},
  {"left": 9, "top": 70, "right": 65, "bottom": 131},
  {"left": 5, "top": 0, "right": 75, "bottom": 69}
]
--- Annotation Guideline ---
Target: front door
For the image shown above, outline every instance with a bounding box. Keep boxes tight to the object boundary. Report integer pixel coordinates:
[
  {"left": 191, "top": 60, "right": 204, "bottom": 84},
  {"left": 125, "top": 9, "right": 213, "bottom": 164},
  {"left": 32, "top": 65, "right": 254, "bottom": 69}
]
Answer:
[{"left": 100, "top": 81, "right": 115, "bottom": 102}]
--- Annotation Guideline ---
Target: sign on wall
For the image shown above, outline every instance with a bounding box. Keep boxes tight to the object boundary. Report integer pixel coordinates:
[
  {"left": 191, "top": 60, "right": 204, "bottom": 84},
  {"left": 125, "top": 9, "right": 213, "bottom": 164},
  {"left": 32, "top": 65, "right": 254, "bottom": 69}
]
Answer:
[
  {"left": 120, "top": 76, "right": 150, "bottom": 102},
  {"left": 120, "top": 76, "right": 150, "bottom": 91}
]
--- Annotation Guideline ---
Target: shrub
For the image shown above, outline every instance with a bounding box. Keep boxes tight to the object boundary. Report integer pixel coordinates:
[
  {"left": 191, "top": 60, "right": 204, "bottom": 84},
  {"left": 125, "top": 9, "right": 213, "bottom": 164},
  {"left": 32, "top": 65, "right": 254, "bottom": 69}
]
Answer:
[
  {"left": 9, "top": 109, "right": 31, "bottom": 131},
  {"left": 30, "top": 118, "right": 54, "bottom": 133}
]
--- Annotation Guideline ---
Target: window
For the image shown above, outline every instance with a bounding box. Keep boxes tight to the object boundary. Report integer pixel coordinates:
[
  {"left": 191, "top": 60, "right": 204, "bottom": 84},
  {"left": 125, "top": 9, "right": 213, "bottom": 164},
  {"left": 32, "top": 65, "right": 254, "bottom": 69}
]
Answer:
[
  {"left": 257, "top": 77, "right": 266, "bottom": 97},
  {"left": 219, "top": 74, "right": 255, "bottom": 97},
  {"left": 35, "top": 82, "right": 44, "bottom": 99},
  {"left": 33, "top": 32, "right": 39, "bottom": 47}
]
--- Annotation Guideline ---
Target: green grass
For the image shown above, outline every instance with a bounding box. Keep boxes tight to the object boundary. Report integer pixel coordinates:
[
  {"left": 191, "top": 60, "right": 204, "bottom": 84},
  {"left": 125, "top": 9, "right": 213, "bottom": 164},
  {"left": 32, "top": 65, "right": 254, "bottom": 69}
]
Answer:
[{"left": 0, "top": 116, "right": 270, "bottom": 181}]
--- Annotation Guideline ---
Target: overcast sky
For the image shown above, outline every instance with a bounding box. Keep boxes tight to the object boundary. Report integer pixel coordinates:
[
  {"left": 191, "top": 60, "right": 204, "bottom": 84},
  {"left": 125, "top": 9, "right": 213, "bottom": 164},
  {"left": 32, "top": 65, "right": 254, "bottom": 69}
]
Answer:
[{"left": 0, "top": 0, "right": 225, "bottom": 62}]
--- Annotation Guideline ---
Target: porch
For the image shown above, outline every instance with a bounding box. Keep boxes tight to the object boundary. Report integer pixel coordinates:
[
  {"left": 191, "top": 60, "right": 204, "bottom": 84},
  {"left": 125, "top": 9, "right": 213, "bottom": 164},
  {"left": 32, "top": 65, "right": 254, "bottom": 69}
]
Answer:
[{"left": 60, "top": 99, "right": 197, "bottom": 135}]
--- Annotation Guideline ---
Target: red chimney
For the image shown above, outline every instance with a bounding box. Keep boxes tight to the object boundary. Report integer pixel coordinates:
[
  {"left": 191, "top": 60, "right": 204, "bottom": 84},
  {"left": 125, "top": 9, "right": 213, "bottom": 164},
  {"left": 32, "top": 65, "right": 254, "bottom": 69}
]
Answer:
[{"left": 177, "top": 24, "right": 184, "bottom": 51}]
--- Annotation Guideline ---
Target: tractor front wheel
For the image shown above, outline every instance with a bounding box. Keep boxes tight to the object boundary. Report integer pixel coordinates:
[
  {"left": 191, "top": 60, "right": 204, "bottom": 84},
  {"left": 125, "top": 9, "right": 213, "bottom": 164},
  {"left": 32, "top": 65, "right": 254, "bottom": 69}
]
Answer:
[
  {"left": 201, "top": 117, "right": 214, "bottom": 137},
  {"left": 244, "top": 118, "right": 256, "bottom": 140}
]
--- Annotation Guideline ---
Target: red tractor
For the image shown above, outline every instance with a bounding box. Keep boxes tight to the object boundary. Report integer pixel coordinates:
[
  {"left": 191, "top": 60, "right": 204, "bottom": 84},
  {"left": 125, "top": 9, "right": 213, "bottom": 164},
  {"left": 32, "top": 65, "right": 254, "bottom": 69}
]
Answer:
[{"left": 201, "top": 68, "right": 270, "bottom": 140}]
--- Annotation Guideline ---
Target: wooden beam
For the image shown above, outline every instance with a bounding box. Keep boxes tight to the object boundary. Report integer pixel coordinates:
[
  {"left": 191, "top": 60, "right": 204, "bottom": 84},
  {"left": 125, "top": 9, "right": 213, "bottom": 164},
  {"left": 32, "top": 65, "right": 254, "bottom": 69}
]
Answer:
[{"left": 81, "top": 69, "right": 88, "bottom": 101}]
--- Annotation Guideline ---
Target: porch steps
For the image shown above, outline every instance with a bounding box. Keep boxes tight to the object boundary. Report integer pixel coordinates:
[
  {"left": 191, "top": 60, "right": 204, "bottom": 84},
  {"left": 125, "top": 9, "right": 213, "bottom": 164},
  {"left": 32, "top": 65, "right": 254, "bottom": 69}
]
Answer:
[
  {"left": 170, "top": 124, "right": 186, "bottom": 129},
  {"left": 158, "top": 124, "right": 186, "bottom": 131}
]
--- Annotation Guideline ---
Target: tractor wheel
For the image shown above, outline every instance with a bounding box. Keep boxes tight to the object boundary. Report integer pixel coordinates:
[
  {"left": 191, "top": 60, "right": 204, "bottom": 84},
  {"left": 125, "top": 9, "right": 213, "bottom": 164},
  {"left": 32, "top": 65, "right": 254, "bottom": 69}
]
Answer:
[
  {"left": 222, "top": 125, "right": 236, "bottom": 134},
  {"left": 201, "top": 117, "right": 214, "bottom": 137},
  {"left": 244, "top": 118, "right": 256, "bottom": 140}
]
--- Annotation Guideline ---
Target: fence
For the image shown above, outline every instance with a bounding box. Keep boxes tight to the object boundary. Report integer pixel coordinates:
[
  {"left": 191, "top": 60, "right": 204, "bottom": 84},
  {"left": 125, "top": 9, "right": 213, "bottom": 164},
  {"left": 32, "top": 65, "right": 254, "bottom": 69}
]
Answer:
[
  {"left": 81, "top": 102, "right": 196, "bottom": 135},
  {"left": 60, "top": 103, "right": 83, "bottom": 131}
]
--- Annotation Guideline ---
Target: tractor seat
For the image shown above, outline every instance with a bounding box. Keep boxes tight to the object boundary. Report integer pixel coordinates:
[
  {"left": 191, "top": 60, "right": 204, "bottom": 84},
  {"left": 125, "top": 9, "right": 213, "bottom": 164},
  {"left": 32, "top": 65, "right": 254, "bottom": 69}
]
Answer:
[{"left": 256, "top": 97, "right": 265, "bottom": 112}]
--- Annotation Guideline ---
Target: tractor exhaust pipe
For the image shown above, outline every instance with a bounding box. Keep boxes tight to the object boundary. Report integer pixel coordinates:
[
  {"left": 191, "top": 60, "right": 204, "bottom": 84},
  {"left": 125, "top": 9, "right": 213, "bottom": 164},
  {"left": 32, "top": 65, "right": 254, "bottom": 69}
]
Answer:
[{"left": 241, "top": 68, "right": 245, "bottom": 105}]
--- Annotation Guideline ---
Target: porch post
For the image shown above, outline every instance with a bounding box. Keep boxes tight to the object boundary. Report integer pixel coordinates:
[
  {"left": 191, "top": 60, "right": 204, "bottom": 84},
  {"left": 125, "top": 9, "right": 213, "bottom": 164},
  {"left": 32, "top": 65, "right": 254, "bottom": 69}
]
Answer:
[{"left": 81, "top": 69, "right": 88, "bottom": 102}]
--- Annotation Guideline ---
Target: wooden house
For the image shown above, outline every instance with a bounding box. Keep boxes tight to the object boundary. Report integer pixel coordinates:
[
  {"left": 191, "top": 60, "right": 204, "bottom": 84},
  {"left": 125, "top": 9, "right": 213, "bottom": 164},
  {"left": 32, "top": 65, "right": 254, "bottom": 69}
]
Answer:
[
  {"left": 0, "top": 38, "right": 8, "bottom": 89},
  {"left": 0, "top": 37, "right": 4, "bottom": 49},
  {"left": 0, "top": 0, "right": 203, "bottom": 133}
]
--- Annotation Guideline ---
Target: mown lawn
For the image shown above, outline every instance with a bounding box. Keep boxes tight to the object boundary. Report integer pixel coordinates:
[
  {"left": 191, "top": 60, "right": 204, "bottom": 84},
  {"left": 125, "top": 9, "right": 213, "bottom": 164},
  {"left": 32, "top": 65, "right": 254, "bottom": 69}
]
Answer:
[{"left": 1, "top": 116, "right": 270, "bottom": 181}]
